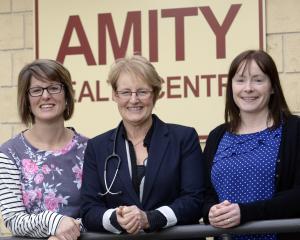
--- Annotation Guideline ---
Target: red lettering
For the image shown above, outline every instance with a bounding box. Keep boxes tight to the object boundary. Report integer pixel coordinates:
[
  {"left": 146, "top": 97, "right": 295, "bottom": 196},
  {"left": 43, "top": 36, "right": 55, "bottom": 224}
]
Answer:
[
  {"left": 162, "top": 8, "right": 198, "bottom": 61},
  {"left": 56, "top": 6, "right": 242, "bottom": 65},
  {"left": 96, "top": 81, "right": 109, "bottom": 101},
  {"left": 167, "top": 76, "right": 181, "bottom": 98},
  {"left": 98, "top": 11, "right": 142, "bottom": 65},
  {"left": 56, "top": 16, "right": 96, "bottom": 65},
  {"left": 183, "top": 75, "right": 199, "bottom": 97},
  {"left": 78, "top": 81, "right": 95, "bottom": 102},
  {"left": 218, "top": 74, "right": 228, "bottom": 96},
  {"left": 201, "top": 74, "right": 216, "bottom": 97},
  {"left": 199, "top": 4, "right": 241, "bottom": 59},
  {"left": 149, "top": 10, "right": 158, "bottom": 62}
]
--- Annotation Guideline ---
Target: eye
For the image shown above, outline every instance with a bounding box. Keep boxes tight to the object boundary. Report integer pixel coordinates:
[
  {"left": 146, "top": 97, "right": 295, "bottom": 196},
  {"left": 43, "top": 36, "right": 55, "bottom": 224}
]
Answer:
[
  {"left": 48, "top": 85, "right": 61, "bottom": 92},
  {"left": 234, "top": 78, "right": 245, "bottom": 83},
  {"left": 30, "top": 87, "right": 42, "bottom": 94},
  {"left": 118, "top": 91, "right": 131, "bottom": 96},
  {"left": 137, "top": 90, "right": 148, "bottom": 96},
  {"left": 254, "top": 78, "right": 263, "bottom": 83}
]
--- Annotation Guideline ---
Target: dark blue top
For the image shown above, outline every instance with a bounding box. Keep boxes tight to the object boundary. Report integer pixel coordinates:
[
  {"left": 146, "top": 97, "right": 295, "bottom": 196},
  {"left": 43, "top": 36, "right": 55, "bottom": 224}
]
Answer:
[
  {"left": 212, "top": 125, "right": 282, "bottom": 240},
  {"left": 81, "top": 114, "right": 204, "bottom": 232}
]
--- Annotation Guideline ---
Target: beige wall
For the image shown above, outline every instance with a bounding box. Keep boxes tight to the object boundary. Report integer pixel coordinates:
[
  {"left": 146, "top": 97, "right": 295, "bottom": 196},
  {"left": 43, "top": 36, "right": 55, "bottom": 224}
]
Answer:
[
  {"left": 0, "top": 0, "right": 299, "bottom": 236},
  {"left": 0, "top": 0, "right": 33, "bottom": 148}
]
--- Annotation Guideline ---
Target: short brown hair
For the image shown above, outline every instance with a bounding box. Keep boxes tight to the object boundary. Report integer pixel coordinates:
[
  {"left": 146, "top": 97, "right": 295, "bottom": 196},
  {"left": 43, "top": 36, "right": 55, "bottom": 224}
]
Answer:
[
  {"left": 18, "top": 59, "right": 75, "bottom": 126},
  {"left": 107, "top": 55, "right": 163, "bottom": 104},
  {"left": 225, "top": 50, "right": 291, "bottom": 132}
]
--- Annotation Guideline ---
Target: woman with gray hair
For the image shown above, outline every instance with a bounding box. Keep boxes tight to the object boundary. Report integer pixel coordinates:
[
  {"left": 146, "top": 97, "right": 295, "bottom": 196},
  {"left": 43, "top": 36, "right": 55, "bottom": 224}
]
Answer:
[{"left": 81, "top": 55, "right": 204, "bottom": 234}]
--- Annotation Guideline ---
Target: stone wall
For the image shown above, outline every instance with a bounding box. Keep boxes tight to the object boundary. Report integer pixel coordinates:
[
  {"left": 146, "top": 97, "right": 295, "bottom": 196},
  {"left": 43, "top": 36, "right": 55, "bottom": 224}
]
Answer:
[{"left": 0, "top": 0, "right": 300, "bottom": 236}]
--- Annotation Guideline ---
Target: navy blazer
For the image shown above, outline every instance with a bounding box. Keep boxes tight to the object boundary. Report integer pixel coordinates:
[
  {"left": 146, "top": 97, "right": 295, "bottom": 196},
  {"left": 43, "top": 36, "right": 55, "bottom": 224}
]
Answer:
[{"left": 81, "top": 115, "right": 204, "bottom": 232}]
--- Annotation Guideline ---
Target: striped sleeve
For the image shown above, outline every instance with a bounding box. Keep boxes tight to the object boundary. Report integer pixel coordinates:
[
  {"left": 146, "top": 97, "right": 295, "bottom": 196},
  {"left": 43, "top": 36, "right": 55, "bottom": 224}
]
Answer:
[{"left": 0, "top": 152, "right": 64, "bottom": 237}]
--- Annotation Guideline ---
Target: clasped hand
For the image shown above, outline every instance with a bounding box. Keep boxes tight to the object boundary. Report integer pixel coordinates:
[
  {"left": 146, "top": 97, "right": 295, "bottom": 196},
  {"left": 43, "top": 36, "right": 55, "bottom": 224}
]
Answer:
[
  {"left": 116, "top": 205, "right": 149, "bottom": 234},
  {"left": 49, "top": 216, "right": 80, "bottom": 240},
  {"left": 208, "top": 200, "right": 241, "bottom": 228}
]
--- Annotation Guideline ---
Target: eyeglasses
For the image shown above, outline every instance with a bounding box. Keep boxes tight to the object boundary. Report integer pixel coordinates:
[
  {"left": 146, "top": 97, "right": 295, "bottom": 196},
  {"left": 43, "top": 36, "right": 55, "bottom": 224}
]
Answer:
[
  {"left": 28, "top": 84, "right": 64, "bottom": 97},
  {"left": 116, "top": 89, "right": 153, "bottom": 100}
]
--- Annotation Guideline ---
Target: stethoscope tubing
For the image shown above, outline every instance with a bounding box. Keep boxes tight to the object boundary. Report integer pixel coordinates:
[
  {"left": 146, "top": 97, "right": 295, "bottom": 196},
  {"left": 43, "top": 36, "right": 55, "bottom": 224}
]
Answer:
[{"left": 98, "top": 123, "right": 123, "bottom": 196}]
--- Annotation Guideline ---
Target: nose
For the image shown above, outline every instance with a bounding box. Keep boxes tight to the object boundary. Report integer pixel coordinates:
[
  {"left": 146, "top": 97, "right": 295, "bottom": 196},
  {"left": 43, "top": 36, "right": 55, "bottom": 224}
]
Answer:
[
  {"left": 129, "top": 92, "right": 139, "bottom": 102},
  {"left": 41, "top": 89, "right": 51, "bottom": 98},
  {"left": 244, "top": 80, "right": 254, "bottom": 92}
]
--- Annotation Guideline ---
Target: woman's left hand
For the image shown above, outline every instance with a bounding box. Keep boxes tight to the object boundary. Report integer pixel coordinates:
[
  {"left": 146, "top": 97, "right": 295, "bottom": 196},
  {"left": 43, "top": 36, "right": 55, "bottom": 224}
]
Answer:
[
  {"left": 48, "top": 236, "right": 59, "bottom": 240},
  {"left": 208, "top": 200, "right": 241, "bottom": 228}
]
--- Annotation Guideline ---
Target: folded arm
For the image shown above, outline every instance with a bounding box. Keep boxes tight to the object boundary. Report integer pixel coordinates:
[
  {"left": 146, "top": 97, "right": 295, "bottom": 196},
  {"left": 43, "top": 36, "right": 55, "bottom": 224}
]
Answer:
[{"left": 0, "top": 153, "right": 64, "bottom": 237}]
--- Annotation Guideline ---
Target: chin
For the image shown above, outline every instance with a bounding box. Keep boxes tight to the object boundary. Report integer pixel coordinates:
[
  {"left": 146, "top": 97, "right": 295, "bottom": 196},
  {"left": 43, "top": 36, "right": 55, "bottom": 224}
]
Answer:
[
  {"left": 128, "top": 117, "right": 144, "bottom": 124},
  {"left": 125, "top": 116, "right": 147, "bottom": 124}
]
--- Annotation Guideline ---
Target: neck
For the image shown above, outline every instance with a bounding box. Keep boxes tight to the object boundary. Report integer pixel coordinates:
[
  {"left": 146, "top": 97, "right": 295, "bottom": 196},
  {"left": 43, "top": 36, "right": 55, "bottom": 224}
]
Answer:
[
  {"left": 124, "top": 117, "right": 152, "bottom": 144},
  {"left": 238, "top": 110, "right": 272, "bottom": 134},
  {"left": 25, "top": 120, "right": 72, "bottom": 150}
]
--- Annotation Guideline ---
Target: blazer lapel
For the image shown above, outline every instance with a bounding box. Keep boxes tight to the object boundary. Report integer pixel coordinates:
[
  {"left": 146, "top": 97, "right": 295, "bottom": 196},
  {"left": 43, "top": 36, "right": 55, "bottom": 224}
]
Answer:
[
  {"left": 142, "top": 116, "right": 169, "bottom": 204},
  {"left": 108, "top": 129, "right": 140, "bottom": 205}
]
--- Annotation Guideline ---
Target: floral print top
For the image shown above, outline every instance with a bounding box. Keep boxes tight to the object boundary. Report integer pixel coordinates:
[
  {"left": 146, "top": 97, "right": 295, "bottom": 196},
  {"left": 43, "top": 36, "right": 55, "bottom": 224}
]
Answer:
[
  {"left": 10, "top": 129, "right": 87, "bottom": 216},
  {"left": 0, "top": 128, "right": 88, "bottom": 237}
]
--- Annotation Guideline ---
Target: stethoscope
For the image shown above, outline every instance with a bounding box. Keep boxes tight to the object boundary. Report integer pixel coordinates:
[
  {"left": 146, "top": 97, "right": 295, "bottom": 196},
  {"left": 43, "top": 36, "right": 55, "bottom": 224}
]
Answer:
[{"left": 98, "top": 122, "right": 123, "bottom": 196}]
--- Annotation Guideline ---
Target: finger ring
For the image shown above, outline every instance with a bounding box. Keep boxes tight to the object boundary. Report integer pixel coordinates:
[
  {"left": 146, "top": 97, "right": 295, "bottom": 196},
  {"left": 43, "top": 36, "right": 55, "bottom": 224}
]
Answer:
[{"left": 227, "top": 218, "right": 231, "bottom": 223}]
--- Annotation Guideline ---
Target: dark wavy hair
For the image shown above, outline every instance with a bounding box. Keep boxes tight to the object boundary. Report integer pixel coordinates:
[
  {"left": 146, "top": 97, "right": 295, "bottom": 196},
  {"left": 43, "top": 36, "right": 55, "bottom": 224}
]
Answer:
[{"left": 225, "top": 50, "right": 291, "bottom": 132}]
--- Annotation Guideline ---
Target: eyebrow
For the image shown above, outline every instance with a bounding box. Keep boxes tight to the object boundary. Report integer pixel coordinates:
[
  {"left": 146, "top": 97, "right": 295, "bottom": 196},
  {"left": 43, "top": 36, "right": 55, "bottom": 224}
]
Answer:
[
  {"left": 251, "top": 74, "right": 265, "bottom": 78},
  {"left": 30, "top": 83, "right": 60, "bottom": 87},
  {"left": 235, "top": 73, "right": 265, "bottom": 77}
]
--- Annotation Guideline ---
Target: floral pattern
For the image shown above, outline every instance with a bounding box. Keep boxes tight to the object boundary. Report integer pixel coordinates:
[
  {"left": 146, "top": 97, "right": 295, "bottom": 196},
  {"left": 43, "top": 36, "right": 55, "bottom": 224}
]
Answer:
[
  {"left": 7, "top": 130, "right": 88, "bottom": 215},
  {"left": 72, "top": 163, "right": 83, "bottom": 189}
]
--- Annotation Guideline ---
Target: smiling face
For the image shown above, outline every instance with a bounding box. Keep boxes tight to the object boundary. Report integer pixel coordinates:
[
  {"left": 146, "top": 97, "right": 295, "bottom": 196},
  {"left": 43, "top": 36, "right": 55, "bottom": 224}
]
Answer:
[
  {"left": 232, "top": 60, "right": 273, "bottom": 118},
  {"left": 112, "top": 72, "right": 154, "bottom": 127},
  {"left": 28, "top": 77, "right": 66, "bottom": 124}
]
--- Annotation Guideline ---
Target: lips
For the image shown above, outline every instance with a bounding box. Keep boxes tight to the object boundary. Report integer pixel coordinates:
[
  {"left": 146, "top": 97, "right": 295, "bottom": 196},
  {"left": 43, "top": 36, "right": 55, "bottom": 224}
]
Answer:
[
  {"left": 40, "top": 103, "right": 55, "bottom": 109},
  {"left": 241, "top": 96, "right": 258, "bottom": 102},
  {"left": 127, "top": 106, "right": 143, "bottom": 112}
]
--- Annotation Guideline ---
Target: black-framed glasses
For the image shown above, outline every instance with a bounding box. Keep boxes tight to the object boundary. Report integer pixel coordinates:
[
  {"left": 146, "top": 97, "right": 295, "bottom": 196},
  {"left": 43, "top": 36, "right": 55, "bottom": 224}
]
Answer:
[
  {"left": 28, "top": 84, "right": 64, "bottom": 97},
  {"left": 116, "top": 89, "right": 153, "bottom": 100}
]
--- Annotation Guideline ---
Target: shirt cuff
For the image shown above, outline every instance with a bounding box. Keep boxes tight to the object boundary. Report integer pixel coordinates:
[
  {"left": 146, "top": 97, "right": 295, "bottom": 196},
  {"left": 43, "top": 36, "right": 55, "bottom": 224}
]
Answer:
[
  {"left": 103, "top": 208, "right": 122, "bottom": 234},
  {"left": 48, "top": 212, "right": 64, "bottom": 236},
  {"left": 157, "top": 206, "right": 177, "bottom": 228}
]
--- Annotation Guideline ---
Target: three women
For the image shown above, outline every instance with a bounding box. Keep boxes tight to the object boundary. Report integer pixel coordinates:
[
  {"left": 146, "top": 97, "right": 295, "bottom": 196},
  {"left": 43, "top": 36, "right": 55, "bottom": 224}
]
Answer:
[{"left": 1, "top": 50, "right": 299, "bottom": 239}]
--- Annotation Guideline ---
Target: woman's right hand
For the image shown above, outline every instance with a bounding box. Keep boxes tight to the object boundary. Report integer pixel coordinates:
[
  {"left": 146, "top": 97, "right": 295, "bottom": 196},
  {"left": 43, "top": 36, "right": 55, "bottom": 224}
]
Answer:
[
  {"left": 55, "top": 216, "right": 80, "bottom": 240},
  {"left": 116, "top": 205, "right": 149, "bottom": 234},
  {"left": 209, "top": 200, "right": 241, "bottom": 228}
]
